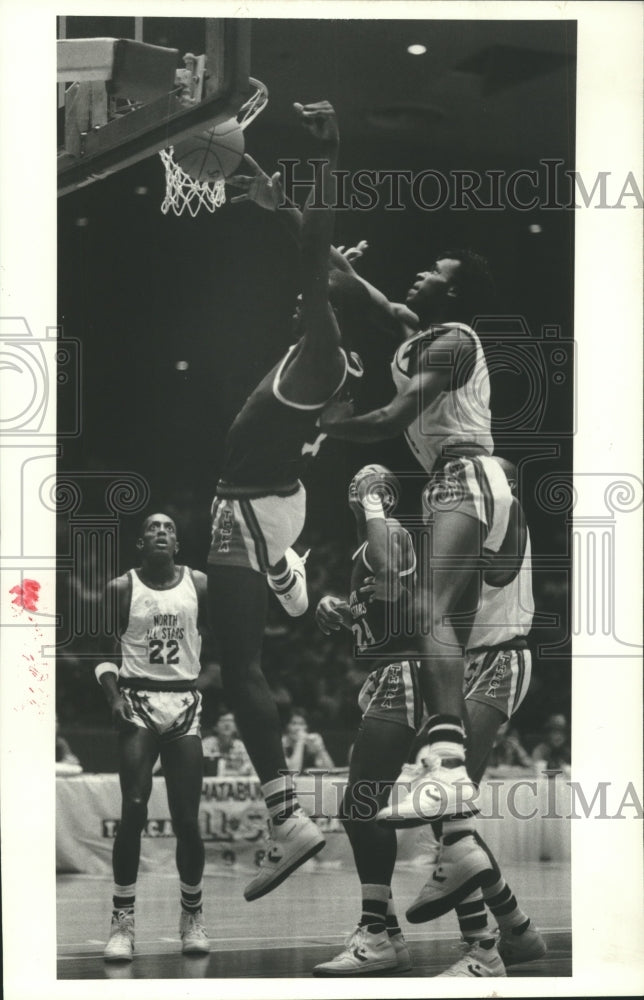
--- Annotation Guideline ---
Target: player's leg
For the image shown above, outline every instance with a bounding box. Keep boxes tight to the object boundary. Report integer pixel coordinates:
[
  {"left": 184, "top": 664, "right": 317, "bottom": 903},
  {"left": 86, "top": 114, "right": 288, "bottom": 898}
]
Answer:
[
  {"left": 208, "top": 562, "right": 324, "bottom": 900},
  {"left": 314, "top": 713, "right": 415, "bottom": 976},
  {"left": 208, "top": 563, "right": 285, "bottom": 781},
  {"left": 406, "top": 662, "right": 545, "bottom": 970},
  {"left": 265, "top": 491, "right": 310, "bottom": 617},
  {"left": 466, "top": 697, "right": 547, "bottom": 967},
  {"left": 161, "top": 733, "right": 209, "bottom": 954},
  {"left": 378, "top": 509, "right": 486, "bottom": 825},
  {"left": 104, "top": 724, "right": 158, "bottom": 961}
]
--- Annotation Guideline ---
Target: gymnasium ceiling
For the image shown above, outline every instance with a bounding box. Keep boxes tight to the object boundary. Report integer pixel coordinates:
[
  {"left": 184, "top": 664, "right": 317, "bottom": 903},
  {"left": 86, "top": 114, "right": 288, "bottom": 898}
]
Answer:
[
  {"left": 62, "top": 15, "right": 576, "bottom": 167},
  {"left": 247, "top": 18, "right": 576, "bottom": 165}
]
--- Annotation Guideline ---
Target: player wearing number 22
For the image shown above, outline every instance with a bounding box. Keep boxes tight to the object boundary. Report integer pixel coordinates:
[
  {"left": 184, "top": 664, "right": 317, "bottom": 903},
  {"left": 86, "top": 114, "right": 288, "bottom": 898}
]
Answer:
[{"left": 95, "top": 513, "right": 210, "bottom": 962}]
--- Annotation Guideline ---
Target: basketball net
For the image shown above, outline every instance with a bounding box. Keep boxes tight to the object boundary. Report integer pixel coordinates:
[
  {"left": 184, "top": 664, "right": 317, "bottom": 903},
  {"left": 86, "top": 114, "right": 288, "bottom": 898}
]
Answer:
[{"left": 160, "top": 79, "right": 268, "bottom": 217}]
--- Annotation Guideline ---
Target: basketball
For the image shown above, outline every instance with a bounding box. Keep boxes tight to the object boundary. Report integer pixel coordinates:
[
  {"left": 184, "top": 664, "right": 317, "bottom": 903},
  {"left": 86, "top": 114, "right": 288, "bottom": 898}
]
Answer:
[{"left": 171, "top": 119, "right": 245, "bottom": 182}]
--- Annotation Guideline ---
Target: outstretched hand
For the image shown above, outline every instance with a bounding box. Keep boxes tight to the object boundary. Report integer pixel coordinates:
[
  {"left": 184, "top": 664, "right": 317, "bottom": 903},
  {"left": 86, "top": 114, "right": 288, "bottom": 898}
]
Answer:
[
  {"left": 336, "top": 240, "right": 369, "bottom": 264},
  {"left": 227, "top": 154, "right": 285, "bottom": 211},
  {"left": 293, "top": 100, "right": 339, "bottom": 144}
]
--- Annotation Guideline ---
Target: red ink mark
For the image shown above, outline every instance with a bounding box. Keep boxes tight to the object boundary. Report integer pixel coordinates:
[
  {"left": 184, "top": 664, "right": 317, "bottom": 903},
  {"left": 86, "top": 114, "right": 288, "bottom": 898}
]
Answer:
[{"left": 10, "top": 579, "right": 40, "bottom": 612}]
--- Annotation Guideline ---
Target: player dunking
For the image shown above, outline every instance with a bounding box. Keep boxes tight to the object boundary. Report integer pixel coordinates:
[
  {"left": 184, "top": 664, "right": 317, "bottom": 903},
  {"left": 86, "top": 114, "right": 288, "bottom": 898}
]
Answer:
[
  {"left": 207, "top": 101, "right": 358, "bottom": 901},
  {"left": 314, "top": 462, "right": 545, "bottom": 977},
  {"left": 319, "top": 247, "right": 511, "bottom": 818},
  {"left": 95, "top": 513, "right": 210, "bottom": 961}
]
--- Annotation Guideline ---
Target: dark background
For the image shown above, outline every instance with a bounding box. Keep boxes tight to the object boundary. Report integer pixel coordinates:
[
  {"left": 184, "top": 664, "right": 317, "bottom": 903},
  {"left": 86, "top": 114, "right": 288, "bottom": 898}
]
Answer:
[{"left": 57, "top": 17, "right": 575, "bottom": 767}]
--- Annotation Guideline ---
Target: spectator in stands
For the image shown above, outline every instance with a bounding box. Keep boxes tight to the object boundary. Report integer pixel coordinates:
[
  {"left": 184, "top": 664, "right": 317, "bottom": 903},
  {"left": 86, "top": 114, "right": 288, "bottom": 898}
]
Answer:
[
  {"left": 282, "top": 709, "right": 335, "bottom": 773},
  {"left": 56, "top": 715, "right": 83, "bottom": 777},
  {"left": 531, "top": 713, "right": 571, "bottom": 775},
  {"left": 202, "top": 711, "right": 256, "bottom": 777},
  {"left": 486, "top": 721, "right": 533, "bottom": 775}
]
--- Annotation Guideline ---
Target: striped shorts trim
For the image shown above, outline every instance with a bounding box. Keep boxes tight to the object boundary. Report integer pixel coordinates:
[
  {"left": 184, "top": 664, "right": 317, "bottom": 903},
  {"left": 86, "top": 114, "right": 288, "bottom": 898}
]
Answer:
[
  {"left": 359, "top": 647, "right": 532, "bottom": 732},
  {"left": 422, "top": 455, "right": 512, "bottom": 553},
  {"left": 208, "top": 485, "right": 306, "bottom": 574},
  {"left": 358, "top": 660, "right": 424, "bottom": 731},
  {"left": 122, "top": 689, "right": 202, "bottom": 743},
  {"left": 463, "top": 647, "right": 532, "bottom": 721}
]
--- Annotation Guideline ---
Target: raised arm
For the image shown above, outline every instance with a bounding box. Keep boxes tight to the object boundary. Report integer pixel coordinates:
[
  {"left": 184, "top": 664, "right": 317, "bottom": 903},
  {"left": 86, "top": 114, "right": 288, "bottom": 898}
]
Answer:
[
  {"left": 228, "top": 156, "right": 413, "bottom": 339},
  {"left": 294, "top": 101, "right": 340, "bottom": 305}
]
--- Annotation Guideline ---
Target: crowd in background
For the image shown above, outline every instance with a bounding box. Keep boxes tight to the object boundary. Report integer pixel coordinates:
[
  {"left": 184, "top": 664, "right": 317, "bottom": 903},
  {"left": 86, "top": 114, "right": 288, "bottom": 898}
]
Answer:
[{"left": 56, "top": 503, "right": 571, "bottom": 774}]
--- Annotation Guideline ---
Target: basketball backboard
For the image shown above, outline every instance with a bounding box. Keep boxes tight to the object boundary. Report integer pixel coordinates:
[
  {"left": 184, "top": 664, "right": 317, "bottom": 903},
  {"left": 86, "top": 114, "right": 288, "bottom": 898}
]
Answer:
[{"left": 57, "top": 16, "right": 253, "bottom": 196}]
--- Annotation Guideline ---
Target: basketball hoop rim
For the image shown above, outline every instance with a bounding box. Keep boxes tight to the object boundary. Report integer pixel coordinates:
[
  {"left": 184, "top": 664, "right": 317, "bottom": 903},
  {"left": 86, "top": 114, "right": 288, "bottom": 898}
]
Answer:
[{"left": 158, "top": 77, "right": 268, "bottom": 217}]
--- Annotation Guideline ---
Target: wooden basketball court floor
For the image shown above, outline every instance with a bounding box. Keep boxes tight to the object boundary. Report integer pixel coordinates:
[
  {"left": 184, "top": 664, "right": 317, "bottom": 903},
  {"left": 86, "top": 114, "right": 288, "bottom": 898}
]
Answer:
[{"left": 57, "top": 859, "right": 571, "bottom": 980}]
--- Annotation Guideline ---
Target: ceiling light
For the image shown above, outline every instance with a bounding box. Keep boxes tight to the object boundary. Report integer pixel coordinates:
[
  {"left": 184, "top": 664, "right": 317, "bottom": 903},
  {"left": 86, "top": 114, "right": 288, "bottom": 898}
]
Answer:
[{"left": 407, "top": 44, "right": 427, "bottom": 56}]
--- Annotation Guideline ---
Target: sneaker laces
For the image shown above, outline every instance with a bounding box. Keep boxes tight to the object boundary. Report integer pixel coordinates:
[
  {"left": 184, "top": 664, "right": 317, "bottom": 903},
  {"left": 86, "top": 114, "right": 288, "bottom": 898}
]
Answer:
[
  {"left": 114, "top": 910, "right": 134, "bottom": 936},
  {"left": 416, "top": 750, "right": 442, "bottom": 773},
  {"left": 185, "top": 915, "right": 207, "bottom": 939},
  {"left": 342, "top": 925, "right": 366, "bottom": 951}
]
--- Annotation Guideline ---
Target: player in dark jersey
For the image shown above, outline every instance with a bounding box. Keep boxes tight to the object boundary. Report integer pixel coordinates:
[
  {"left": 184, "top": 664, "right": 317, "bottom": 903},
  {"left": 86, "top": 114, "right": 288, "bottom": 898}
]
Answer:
[
  {"left": 311, "top": 465, "right": 419, "bottom": 975},
  {"left": 207, "top": 101, "right": 357, "bottom": 902},
  {"left": 94, "top": 513, "right": 210, "bottom": 961},
  {"left": 314, "top": 464, "right": 545, "bottom": 977}
]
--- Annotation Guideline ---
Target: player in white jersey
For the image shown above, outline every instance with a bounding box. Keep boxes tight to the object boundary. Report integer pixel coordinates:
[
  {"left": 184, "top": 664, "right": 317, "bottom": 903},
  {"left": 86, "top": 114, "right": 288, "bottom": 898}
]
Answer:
[
  {"left": 319, "top": 249, "right": 510, "bottom": 818},
  {"left": 94, "top": 513, "right": 210, "bottom": 962},
  {"left": 315, "top": 462, "right": 545, "bottom": 977},
  {"left": 400, "top": 460, "right": 546, "bottom": 977}
]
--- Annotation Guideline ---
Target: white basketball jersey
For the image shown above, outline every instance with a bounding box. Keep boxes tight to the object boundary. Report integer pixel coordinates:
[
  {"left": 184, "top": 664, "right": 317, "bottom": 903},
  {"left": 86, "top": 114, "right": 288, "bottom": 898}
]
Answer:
[
  {"left": 391, "top": 323, "right": 494, "bottom": 473},
  {"left": 467, "top": 531, "right": 535, "bottom": 649},
  {"left": 120, "top": 567, "right": 202, "bottom": 682}
]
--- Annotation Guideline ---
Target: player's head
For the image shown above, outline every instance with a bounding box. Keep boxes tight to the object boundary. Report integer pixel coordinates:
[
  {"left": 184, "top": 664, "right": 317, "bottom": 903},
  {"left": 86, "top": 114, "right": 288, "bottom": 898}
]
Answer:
[
  {"left": 348, "top": 464, "right": 400, "bottom": 519},
  {"left": 137, "top": 512, "right": 179, "bottom": 559},
  {"left": 405, "top": 249, "right": 495, "bottom": 325}
]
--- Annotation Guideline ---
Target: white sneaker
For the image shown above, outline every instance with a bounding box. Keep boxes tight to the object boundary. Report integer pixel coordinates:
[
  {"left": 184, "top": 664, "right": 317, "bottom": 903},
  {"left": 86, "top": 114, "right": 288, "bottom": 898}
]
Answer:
[
  {"left": 104, "top": 910, "right": 135, "bottom": 962},
  {"left": 390, "top": 931, "right": 413, "bottom": 972},
  {"left": 313, "top": 926, "right": 398, "bottom": 976},
  {"left": 498, "top": 924, "right": 547, "bottom": 965},
  {"left": 179, "top": 910, "right": 210, "bottom": 955},
  {"left": 244, "top": 810, "right": 325, "bottom": 901},
  {"left": 377, "top": 755, "right": 478, "bottom": 827},
  {"left": 437, "top": 940, "right": 506, "bottom": 977},
  {"left": 267, "top": 547, "right": 309, "bottom": 617},
  {"left": 406, "top": 834, "right": 496, "bottom": 922},
  {"left": 411, "top": 823, "right": 441, "bottom": 867}
]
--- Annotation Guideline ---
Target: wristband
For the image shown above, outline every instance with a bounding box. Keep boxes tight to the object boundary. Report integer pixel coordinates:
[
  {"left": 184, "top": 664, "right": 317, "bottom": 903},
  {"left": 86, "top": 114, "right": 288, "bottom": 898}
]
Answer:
[{"left": 95, "top": 662, "right": 119, "bottom": 684}]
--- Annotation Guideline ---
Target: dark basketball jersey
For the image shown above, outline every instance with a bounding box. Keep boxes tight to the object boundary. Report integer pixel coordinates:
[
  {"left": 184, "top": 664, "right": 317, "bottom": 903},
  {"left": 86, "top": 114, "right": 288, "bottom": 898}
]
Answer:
[
  {"left": 217, "top": 344, "right": 343, "bottom": 496},
  {"left": 348, "top": 525, "right": 418, "bottom": 664}
]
